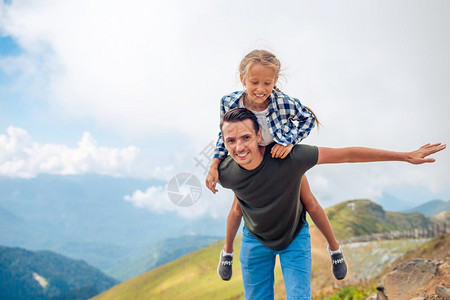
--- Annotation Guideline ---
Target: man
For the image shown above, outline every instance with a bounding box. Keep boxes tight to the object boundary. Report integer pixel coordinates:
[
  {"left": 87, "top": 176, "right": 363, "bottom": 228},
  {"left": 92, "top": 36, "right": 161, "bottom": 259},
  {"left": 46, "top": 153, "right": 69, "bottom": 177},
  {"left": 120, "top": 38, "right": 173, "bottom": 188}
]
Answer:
[{"left": 216, "top": 107, "right": 445, "bottom": 299}]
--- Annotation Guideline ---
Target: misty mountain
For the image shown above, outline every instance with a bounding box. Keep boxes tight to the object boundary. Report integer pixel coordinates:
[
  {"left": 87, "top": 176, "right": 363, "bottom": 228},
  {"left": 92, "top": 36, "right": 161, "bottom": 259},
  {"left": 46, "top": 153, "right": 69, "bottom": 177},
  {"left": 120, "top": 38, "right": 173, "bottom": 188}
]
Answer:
[
  {"left": 107, "top": 235, "right": 223, "bottom": 281},
  {"left": 0, "top": 174, "right": 226, "bottom": 272},
  {"left": 0, "top": 245, "right": 118, "bottom": 300},
  {"left": 400, "top": 199, "right": 450, "bottom": 216}
]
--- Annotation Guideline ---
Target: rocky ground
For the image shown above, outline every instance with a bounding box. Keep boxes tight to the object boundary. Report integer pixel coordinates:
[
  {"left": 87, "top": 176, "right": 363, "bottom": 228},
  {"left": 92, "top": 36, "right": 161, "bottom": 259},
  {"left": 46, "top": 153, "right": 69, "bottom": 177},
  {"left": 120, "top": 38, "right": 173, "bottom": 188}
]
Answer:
[
  {"left": 368, "top": 233, "right": 450, "bottom": 300},
  {"left": 309, "top": 228, "right": 450, "bottom": 299}
]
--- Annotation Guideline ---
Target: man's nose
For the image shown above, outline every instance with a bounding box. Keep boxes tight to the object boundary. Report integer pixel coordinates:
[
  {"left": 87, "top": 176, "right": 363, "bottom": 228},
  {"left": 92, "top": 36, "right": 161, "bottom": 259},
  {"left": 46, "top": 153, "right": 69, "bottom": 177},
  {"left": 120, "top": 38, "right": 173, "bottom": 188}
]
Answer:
[{"left": 236, "top": 139, "right": 244, "bottom": 151}]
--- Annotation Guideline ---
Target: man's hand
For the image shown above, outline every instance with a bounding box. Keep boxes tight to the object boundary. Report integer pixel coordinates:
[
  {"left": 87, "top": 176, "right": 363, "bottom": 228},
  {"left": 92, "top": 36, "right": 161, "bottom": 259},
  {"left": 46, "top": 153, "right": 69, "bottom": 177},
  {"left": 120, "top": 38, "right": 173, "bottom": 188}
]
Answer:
[
  {"left": 271, "top": 143, "right": 294, "bottom": 159},
  {"left": 406, "top": 143, "right": 446, "bottom": 164}
]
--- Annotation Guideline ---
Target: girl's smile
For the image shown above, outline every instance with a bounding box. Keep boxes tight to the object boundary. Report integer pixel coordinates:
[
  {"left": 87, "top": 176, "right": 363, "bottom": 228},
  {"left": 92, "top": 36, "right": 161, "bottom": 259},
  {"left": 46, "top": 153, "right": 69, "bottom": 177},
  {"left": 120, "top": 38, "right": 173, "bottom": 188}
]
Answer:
[{"left": 241, "top": 63, "right": 278, "bottom": 111}]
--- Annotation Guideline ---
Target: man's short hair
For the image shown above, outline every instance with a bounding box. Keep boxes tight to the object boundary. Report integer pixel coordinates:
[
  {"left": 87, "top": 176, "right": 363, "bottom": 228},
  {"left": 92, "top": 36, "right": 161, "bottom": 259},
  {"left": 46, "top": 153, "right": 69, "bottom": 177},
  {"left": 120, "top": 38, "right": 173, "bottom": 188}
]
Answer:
[{"left": 220, "top": 107, "right": 260, "bottom": 134}]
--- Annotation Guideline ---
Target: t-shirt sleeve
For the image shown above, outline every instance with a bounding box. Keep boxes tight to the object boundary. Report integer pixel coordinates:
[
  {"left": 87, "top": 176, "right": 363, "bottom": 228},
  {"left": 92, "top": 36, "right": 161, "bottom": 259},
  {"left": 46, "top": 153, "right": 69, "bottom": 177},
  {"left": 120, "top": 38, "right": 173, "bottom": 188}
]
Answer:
[
  {"left": 290, "top": 144, "right": 318, "bottom": 171},
  {"left": 217, "top": 156, "right": 233, "bottom": 188}
]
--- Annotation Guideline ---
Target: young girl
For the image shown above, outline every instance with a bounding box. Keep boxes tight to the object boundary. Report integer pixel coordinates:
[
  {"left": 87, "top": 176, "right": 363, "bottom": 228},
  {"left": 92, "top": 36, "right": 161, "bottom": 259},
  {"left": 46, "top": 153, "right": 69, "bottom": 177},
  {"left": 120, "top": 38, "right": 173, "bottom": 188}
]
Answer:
[{"left": 205, "top": 49, "right": 347, "bottom": 281}]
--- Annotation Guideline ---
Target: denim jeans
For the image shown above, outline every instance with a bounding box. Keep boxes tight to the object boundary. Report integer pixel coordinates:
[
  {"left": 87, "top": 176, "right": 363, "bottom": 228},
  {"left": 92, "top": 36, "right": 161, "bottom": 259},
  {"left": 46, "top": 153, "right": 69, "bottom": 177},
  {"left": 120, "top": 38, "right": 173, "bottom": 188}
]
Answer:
[{"left": 240, "top": 222, "right": 311, "bottom": 300}]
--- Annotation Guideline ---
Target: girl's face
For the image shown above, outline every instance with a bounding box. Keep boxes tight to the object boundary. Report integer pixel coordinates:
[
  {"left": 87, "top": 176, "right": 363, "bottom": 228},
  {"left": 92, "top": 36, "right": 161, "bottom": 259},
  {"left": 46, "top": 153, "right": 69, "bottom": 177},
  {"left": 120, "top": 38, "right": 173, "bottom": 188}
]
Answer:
[{"left": 241, "top": 63, "right": 278, "bottom": 107}]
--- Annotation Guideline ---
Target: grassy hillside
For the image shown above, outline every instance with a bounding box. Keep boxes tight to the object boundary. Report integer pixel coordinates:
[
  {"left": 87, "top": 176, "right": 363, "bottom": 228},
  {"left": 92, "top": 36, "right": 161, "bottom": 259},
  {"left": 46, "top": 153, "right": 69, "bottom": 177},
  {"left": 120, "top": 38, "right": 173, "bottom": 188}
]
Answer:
[
  {"left": 325, "top": 199, "right": 434, "bottom": 239},
  {"left": 92, "top": 199, "right": 439, "bottom": 300},
  {"left": 434, "top": 209, "right": 450, "bottom": 222},
  {"left": 93, "top": 236, "right": 246, "bottom": 299}
]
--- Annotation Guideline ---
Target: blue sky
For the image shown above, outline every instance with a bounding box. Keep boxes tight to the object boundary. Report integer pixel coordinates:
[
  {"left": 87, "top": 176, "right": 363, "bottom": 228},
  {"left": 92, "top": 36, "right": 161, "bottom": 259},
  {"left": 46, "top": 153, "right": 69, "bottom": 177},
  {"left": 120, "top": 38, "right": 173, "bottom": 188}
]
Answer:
[{"left": 1, "top": 0, "right": 449, "bottom": 218}]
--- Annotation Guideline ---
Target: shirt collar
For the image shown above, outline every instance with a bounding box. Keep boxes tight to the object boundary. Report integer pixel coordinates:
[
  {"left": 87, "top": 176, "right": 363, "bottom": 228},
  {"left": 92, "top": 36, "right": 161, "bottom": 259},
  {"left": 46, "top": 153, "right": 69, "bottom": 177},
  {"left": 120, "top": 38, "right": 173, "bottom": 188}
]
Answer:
[
  {"left": 268, "top": 90, "right": 278, "bottom": 113},
  {"left": 229, "top": 91, "right": 245, "bottom": 108}
]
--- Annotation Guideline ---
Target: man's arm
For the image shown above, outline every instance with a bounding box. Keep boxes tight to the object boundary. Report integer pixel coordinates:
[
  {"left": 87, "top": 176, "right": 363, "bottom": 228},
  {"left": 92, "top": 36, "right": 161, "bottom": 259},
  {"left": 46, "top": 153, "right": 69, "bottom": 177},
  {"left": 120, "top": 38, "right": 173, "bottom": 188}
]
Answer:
[{"left": 317, "top": 143, "right": 446, "bottom": 165}]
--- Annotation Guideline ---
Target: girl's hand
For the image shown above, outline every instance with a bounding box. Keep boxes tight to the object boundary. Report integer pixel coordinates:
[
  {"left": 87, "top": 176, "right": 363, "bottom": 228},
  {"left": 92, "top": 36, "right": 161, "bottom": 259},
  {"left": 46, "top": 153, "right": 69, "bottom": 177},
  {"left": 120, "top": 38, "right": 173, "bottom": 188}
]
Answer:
[
  {"left": 205, "top": 167, "right": 219, "bottom": 194},
  {"left": 271, "top": 143, "right": 294, "bottom": 159}
]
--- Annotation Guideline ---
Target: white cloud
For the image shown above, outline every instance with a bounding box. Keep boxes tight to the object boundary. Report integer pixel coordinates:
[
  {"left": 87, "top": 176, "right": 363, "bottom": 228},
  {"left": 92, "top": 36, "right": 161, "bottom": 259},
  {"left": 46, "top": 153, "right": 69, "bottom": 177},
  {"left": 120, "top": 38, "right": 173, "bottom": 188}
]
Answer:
[
  {"left": 0, "top": 126, "right": 143, "bottom": 178},
  {"left": 124, "top": 181, "right": 234, "bottom": 219}
]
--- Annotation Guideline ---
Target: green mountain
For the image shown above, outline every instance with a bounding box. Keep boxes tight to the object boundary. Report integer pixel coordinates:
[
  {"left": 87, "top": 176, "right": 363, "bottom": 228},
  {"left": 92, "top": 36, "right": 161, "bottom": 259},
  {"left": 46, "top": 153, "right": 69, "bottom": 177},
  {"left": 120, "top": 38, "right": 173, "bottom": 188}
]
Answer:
[
  {"left": 93, "top": 199, "right": 438, "bottom": 300},
  {"left": 0, "top": 246, "right": 118, "bottom": 300},
  {"left": 325, "top": 199, "right": 434, "bottom": 239}
]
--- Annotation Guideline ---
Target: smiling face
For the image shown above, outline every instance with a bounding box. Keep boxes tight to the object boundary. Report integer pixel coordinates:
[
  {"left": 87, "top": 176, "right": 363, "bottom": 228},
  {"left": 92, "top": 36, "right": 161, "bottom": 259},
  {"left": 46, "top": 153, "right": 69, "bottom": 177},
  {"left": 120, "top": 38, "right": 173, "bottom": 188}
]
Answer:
[
  {"left": 222, "top": 119, "right": 263, "bottom": 170},
  {"left": 240, "top": 63, "right": 278, "bottom": 110}
]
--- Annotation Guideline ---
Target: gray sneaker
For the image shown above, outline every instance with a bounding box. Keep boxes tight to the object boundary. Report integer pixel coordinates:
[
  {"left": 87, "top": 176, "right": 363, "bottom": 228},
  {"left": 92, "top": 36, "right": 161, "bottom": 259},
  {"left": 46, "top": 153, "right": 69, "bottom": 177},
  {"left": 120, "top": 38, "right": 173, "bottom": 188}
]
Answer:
[
  {"left": 217, "top": 251, "right": 233, "bottom": 281},
  {"left": 330, "top": 252, "right": 347, "bottom": 280}
]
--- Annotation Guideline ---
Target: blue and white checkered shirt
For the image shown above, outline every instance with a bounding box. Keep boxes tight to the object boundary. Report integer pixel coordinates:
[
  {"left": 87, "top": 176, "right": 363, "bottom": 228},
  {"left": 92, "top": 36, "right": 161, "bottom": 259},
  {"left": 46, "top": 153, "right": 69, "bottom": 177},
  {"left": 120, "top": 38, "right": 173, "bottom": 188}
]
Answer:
[{"left": 213, "top": 90, "right": 316, "bottom": 159}]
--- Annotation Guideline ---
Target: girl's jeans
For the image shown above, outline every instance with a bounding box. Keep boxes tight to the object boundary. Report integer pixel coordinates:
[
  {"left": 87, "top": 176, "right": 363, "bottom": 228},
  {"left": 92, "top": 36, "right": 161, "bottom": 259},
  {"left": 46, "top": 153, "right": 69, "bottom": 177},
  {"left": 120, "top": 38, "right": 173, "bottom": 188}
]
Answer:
[{"left": 240, "top": 222, "right": 311, "bottom": 300}]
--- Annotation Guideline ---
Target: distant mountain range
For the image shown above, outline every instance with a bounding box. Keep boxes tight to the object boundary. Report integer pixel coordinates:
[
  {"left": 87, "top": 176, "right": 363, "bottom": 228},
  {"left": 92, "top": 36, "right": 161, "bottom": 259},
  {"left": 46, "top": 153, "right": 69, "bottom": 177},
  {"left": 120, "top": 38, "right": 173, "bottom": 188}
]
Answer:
[
  {"left": 106, "top": 235, "right": 223, "bottom": 281},
  {"left": 0, "top": 174, "right": 226, "bottom": 275},
  {"left": 400, "top": 199, "right": 450, "bottom": 216},
  {"left": 0, "top": 246, "right": 118, "bottom": 300}
]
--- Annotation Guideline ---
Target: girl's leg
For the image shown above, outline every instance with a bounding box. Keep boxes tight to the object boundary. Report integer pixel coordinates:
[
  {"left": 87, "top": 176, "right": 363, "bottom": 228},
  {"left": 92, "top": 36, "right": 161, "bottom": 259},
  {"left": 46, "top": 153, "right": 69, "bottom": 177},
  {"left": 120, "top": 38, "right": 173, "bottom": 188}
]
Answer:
[
  {"left": 300, "top": 176, "right": 339, "bottom": 250},
  {"left": 224, "top": 195, "right": 243, "bottom": 253},
  {"left": 300, "top": 175, "right": 347, "bottom": 280},
  {"left": 218, "top": 195, "right": 243, "bottom": 281}
]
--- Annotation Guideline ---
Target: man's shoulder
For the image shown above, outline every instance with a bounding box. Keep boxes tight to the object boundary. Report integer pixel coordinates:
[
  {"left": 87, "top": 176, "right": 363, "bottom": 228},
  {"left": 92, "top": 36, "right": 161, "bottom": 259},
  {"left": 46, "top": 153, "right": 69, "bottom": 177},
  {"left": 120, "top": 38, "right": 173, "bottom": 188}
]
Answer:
[
  {"left": 218, "top": 156, "right": 237, "bottom": 176},
  {"left": 292, "top": 143, "right": 318, "bottom": 152},
  {"left": 219, "top": 155, "right": 234, "bottom": 167},
  {"left": 290, "top": 144, "right": 319, "bottom": 162},
  {"left": 218, "top": 156, "right": 239, "bottom": 187}
]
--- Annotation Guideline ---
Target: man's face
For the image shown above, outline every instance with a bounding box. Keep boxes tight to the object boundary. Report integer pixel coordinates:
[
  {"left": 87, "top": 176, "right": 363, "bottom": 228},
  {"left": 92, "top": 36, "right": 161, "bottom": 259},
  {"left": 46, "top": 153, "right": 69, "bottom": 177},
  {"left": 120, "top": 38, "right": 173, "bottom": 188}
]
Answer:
[{"left": 222, "top": 119, "right": 263, "bottom": 170}]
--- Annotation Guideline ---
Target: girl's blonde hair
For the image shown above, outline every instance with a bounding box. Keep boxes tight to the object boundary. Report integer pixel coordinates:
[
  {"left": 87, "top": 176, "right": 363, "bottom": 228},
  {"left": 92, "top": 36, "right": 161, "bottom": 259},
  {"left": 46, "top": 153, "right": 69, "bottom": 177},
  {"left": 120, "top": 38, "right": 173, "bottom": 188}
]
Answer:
[{"left": 239, "top": 49, "right": 320, "bottom": 127}]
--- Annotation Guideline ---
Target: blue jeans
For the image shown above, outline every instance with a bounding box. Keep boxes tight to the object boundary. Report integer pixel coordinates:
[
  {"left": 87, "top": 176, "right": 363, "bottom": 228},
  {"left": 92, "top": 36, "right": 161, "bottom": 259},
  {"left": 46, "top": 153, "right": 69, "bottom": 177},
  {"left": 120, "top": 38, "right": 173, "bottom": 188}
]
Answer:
[{"left": 240, "top": 222, "right": 311, "bottom": 300}]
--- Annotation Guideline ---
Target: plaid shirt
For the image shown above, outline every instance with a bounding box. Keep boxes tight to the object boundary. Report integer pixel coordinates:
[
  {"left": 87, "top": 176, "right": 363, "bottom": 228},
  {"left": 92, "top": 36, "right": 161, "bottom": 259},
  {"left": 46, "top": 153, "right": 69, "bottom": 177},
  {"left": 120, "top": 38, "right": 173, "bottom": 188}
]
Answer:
[{"left": 213, "top": 90, "right": 316, "bottom": 159}]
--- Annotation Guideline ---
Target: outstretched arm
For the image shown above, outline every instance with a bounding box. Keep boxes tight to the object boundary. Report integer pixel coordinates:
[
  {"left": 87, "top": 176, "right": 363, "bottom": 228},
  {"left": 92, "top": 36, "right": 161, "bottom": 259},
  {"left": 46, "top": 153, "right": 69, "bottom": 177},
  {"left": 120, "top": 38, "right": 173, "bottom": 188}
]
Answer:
[{"left": 317, "top": 143, "right": 446, "bottom": 165}]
